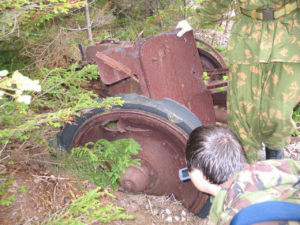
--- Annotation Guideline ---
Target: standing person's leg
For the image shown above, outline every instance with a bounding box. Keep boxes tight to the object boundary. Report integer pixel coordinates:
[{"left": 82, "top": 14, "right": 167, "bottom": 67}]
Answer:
[
  {"left": 227, "top": 64, "right": 263, "bottom": 163},
  {"left": 260, "top": 62, "right": 300, "bottom": 159}
]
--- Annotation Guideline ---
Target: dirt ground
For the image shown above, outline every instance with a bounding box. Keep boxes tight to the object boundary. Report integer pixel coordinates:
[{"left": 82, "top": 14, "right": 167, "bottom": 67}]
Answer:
[
  {"left": 0, "top": 145, "right": 207, "bottom": 225},
  {"left": 0, "top": 135, "right": 299, "bottom": 225}
]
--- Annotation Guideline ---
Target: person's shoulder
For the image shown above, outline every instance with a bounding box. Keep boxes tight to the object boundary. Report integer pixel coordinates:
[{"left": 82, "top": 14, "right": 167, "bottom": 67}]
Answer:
[{"left": 252, "top": 159, "right": 300, "bottom": 174}]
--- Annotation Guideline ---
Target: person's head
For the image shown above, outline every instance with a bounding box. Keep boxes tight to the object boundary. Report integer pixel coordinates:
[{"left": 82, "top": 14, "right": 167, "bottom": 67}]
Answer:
[{"left": 186, "top": 125, "right": 247, "bottom": 185}]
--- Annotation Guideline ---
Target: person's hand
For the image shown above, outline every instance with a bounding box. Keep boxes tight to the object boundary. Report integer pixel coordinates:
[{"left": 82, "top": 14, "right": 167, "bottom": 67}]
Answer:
[
  {"left": 176, "top": 20, "right": 193, "bottom": 38},
  {"left": 189, "top": 169, "right": 221, "bottom": 196}
]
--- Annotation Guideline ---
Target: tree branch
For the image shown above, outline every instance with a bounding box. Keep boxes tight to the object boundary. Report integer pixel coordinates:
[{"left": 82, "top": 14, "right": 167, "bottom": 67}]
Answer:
[
  {"left": 0, "top": 15, "right": 18, "bottom": 41},
  {"left": 84, "top": 0, "right": 94, "bottom": 44}
]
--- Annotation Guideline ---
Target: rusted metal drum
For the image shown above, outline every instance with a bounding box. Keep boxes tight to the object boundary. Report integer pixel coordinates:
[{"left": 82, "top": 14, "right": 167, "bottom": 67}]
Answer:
[{"left": 57, "top": 94, "right": 208, "bottom": 214}]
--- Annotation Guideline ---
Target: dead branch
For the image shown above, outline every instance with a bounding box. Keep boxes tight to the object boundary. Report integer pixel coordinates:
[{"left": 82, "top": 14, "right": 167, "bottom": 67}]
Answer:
[
  {"left": 0, "top": 140, "right": 8, "bottom": 155},
  {"left": 0, "top": 15, "right": 18, "bottom": 41},
  {"left": 85, "top": 0, "right": 94, "bottom": 44}
]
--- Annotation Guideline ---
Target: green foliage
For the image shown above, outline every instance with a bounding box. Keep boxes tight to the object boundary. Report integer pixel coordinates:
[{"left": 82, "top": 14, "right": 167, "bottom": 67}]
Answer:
[
  {"left": 202, "top": 71, "right": 209, "bottom": 84},
  {"left": 64, "top": 138, "right": 141, "bottom": 189},
  {"left": 1, "top": 0, "right": 187, "bottom": 71},
  {"left": 107, "top": 0, "right": 185, "bottom": 41},
  {"left": 32, "top": 64, "right": 99, "bottom": 111},
  {"left": 215, "top": 45, "right": 228, "bottom": 55},
  {"left": 42, "top": 187, "right": 133, "bottom": 225},
  {"left": 20, "top": 185, "right": 28, "bottom": 194},
  {"left": 0, "top": 0, "right": 85, "bottom": 34},
  {"left": 0, "top": 176, "right": 16, "bottom": 206},
  {"left": 292, "top": 103, "right": 300, "bottom": 136},
  {"left": 0, "top": 64, "right": 123, "bottom": 144},
  {"left": 143, "top": 4, "right": 187, "bottom": 37},
  {"left": 0, "top": 175, "right": 29, "bottom": 206},
  {"left": 293, "top": 103, "right": 300, "bottom": 124},
  {"left": 0, "top": 39, "right": 32, "bottom": 71}
]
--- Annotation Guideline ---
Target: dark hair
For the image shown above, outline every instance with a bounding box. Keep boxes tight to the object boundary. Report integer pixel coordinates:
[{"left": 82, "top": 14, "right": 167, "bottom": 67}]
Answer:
[{"left": 186, "top": 125, "right": 247, "bottom": 184}]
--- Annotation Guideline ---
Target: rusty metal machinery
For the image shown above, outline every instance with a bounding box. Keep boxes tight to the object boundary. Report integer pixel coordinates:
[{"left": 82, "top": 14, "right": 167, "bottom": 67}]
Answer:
[
  {"left": 58, "top": 94, "right": 208, "bottom": 213},
  {"left": 84, "top": 31, "right": 228, "bottom": 122},
  {"left": 57, "top": 30, "right": 228, "bottom": 214}
]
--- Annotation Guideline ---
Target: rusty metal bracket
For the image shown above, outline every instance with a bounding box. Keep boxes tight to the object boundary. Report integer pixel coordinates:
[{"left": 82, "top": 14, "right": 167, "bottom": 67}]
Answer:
[
  {"left": 206, "top": 68, "right": 229, "bottom": 77},
  {"left": 96, "top": 52, "right": 139, "bottom": 83},
  {"left": 206, "top": 80, "right": 228, "bottom": 90}
]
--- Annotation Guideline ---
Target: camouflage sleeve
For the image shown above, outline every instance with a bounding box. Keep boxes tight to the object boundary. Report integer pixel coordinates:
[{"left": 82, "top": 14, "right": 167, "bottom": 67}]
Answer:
[
  {"left": 208, "top": 189, "right": 228, "bottom": 225},
  {"left": 284, "top": 158, "right": 300, "bottom": 175},
  {"left": 188, "top": 0, "right": 232, "bottom": 29},
  {"left": 208, "top": 160, "right": 300, "bottom": 225}
]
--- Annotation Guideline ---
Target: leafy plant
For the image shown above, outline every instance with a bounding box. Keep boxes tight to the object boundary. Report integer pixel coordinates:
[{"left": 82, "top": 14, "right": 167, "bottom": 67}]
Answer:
[
  {"left": 42, "top": 187, "right": 134, "bottom": 225},
  {"left": 293, "top": 103, "right": 300, "bottom": 124},
  {"left": 0, "top": 64, "right": 123, "bottom": 144},
  {"left": 215, "top": 45, "right": 228, "bottom": 55},
  {"left": 202, "top": 71, "right": 209, "bottom": 84},
  {"left": 107, "top": 0, "right": 186, "bottom": 41},
  {"left": 64, "top": 138, "right": 141, "bottom": 189},
  {"left": 32, "top": 64, "right": 99, "bottom": 111},
  {"left": 20, "top": 185, "right": 28, "bottom": 194},
  {"left": 0, "top": 40, "right": 32, "bottom": 72},
  {"left": 0, "top": 176, "right": 16, "bottom": 206},
  {"left": 0, "top": 0, "right": 85, "bottom": 39},
  {"left": 292, "top": 103, "right": 300, "bottom": 136}
]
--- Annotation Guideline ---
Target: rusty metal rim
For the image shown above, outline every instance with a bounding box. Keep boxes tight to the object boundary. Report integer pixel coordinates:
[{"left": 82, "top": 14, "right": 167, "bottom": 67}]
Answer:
[
  {"left": 195, "top": 38, "right": 227, "bottom": 68},
  {"left": 68, "top": 108, "right": 206, "bottom": 214},
  {"left": 72, "top": 109, "right": 188, "bottom": 148}
]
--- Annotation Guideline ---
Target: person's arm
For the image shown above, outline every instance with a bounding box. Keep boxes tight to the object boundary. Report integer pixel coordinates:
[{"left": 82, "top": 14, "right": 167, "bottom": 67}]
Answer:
[
  {"left": 189, "top": 169, "right": 221, "bottom": 197},
  {"left": 191, "top": 0, "right": 232, "bottom": 28},
  {"left": 176, "top": 0, "right": 232, "bottom": 37}
]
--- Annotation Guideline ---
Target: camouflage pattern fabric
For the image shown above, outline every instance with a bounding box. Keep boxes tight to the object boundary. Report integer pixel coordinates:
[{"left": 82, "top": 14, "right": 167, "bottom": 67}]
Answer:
[
  {"left": 208, "top": 159, "right": 300, "bottom": 225},
  {"left": 189, "top": 0, "right": 300, "bottom": 162},
  {"left": 191, "top": 0, "right": 300, "bottom": 64},
  {"left": 227, "top": 63, "right": 300, "bottom": 162}
]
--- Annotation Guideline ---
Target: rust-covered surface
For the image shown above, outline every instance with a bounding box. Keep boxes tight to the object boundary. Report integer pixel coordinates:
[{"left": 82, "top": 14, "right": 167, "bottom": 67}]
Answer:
[
  {"left": 139, "top": 31, "right": 216, "bottom": 125},
  {"left": 95, "top": 30, "right": 221, "bottom": 125},
  {"left": 74, "top": 30, "right": 229, "bottom": 214},
  {"left": 71, "top": 109, "right": 207, "bottom": 214}
]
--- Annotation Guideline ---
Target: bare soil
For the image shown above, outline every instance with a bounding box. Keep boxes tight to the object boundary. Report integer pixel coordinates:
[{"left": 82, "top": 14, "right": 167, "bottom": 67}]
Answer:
[{"left": 0, "top": 146, "right": 207, "bottom": 225}]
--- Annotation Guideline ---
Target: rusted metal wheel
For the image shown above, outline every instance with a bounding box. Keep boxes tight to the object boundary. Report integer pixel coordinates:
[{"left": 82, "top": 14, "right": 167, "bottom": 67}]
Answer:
[{"left": 57, "top": 93, "right": 208, "bottom": 214}]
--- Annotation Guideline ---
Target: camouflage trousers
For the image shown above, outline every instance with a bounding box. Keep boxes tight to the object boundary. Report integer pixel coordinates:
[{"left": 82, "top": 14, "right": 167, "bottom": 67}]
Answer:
[{"left": 227, "top": 63, "right": 300, "bottom": 163}]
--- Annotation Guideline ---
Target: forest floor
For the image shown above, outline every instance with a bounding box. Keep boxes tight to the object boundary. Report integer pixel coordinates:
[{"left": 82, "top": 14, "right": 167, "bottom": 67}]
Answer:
[
  {"left": 0, "top": 145, "right": 208, "bottom": 225},
  {"left": 0, "top": 130, "right": 299, "bottom": 225}
]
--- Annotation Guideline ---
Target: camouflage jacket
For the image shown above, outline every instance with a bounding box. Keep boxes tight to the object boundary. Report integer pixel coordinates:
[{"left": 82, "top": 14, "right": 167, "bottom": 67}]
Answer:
[
  {"left": 208, "top": 159, "right": 300, "bottom": 225},
  {"left": 190, "top": 0, "right": 300, "bottom": 64}
]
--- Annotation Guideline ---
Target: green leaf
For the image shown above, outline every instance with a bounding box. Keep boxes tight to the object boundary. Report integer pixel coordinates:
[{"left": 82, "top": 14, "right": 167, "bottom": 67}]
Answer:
[{"left": 20, "top": 185, "right": 28, "bottom": 194}]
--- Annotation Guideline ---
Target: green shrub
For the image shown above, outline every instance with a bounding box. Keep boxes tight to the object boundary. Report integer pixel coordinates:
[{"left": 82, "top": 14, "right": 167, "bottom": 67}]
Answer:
[
  {"left": 0, "top": 176, "right": 16, "bottom": 206},
  {"left": 64, "top": 138, "right": 141, "bottom": 189},
  {"left": 0, "top": 64, "right": 123, "bottom": 144},
  {"left": 42, "top": 187, "right": 134, "bottom": 225}
]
